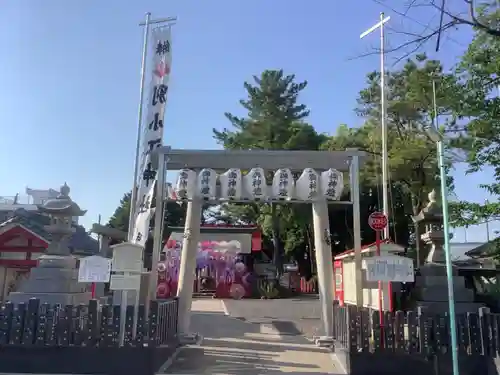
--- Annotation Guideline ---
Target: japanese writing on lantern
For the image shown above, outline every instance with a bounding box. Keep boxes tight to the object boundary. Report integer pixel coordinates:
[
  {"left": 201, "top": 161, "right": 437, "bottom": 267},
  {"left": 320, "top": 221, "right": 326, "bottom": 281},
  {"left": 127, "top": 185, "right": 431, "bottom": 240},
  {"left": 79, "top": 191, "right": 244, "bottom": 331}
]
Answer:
[
  {"left": 323, "top": 229, "right": 332, "bottom": 246},
  {"left": 152, "top": 84, "right": 168, "bottom": 106},
  {"left": 143, "top": 163, "right": 156, "bottom": 187},
  {"left": 200, "top": 170, "right": 212, "bottom": 195},
  {"left": 177, "top": 170, "right": 189, "bottom": 198},
  {"left": 308, "top": 172, "right": 317, "bottom": 199},
  {"left": 156, "top": 40, "right": 170, "bottom": 55},
  {"left": 325, "top": 173, "right": 338, "bottom": 197},
  {"left": 278, "top": 170, "right": 289, "bottom": 197},
  {"left": 251, "top": 171, "right": 263, "bottom": 196},
  {"left": 227, "top": 169, "right": 238, "bottom": 198}
]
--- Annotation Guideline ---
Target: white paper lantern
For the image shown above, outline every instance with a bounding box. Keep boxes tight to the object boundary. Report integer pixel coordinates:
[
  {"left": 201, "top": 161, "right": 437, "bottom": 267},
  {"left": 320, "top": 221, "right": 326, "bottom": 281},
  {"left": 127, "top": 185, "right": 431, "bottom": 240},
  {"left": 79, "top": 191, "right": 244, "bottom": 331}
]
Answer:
[
  {"left": 175, "top": 169, "right": 196, "bottom": 199},
  {"left": 197, "top": 168, "right": 217, "bottom": 199},
  {"left": 244, "top": 167, "right": 267, "bottom": 200},
  {"left": 321, "top": 168, "right": 344, "bottom": 200},
  {"left": 220, "top": 168, "right": 243, "bottom": 200},
  {"left": 296, "top": 168, "right": 320, "bottom": 201},
  {"left": 272, "top": 168, "right": 294, "bottom": 200}
]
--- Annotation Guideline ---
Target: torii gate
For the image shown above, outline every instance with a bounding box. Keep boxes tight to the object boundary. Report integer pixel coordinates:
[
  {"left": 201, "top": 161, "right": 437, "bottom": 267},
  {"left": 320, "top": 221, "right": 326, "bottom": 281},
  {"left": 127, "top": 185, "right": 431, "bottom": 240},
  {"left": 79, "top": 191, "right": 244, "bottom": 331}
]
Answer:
[{"left": 150, "top": 147, "right": 366, "bottom": 344}]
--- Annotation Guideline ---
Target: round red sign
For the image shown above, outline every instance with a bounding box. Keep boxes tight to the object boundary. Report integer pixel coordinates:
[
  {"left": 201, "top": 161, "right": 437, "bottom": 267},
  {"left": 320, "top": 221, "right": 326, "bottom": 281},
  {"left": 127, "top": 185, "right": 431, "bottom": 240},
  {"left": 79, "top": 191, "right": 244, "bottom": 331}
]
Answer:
[{"left": 368, "top": 212, "right": 388, "bottom": 231}]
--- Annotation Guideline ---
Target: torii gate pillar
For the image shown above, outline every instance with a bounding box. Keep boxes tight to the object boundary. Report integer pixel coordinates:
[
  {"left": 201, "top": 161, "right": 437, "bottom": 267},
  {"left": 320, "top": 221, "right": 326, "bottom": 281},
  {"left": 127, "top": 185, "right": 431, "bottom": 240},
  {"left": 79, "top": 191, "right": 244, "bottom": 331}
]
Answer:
[
  {"left": 312, "top": 199, "right": 335, "bottom": 339},
  {"left": 176, "top": 199, "right": 203, "bottom": 337},
  {"left": 151, "top": 148, "right": 365, "bottom": 343}
]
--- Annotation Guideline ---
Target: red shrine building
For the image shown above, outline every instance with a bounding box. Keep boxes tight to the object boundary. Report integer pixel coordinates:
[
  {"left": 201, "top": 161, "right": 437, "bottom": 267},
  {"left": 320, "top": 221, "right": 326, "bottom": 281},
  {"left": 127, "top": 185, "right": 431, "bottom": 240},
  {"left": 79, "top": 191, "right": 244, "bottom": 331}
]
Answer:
[{"left": 0, "top": 194, "right": 99, "bottom": 301}]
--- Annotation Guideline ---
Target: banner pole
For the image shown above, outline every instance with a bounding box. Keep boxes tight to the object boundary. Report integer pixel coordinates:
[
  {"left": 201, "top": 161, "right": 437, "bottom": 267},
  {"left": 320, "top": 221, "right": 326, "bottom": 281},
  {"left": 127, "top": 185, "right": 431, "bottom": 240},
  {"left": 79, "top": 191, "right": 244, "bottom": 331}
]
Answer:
[{"left": 127, "top": 12, "right": 151, "bottom": 243}]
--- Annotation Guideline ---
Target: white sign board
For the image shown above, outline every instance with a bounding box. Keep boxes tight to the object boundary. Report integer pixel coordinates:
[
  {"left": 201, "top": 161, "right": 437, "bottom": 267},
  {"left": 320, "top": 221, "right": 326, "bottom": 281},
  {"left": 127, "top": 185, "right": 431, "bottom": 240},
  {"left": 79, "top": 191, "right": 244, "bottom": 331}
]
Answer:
[
  {"left": 110, "top": 274, "right": 141, "bottom": 291},
  {"left": 78, "top": 256, "right": 111, "bottom": 283},
  {"left": 112, "top": 244, "right": 143, "bottom": 273},
  {"left": 365, "top": 255, "right": 414, "bottom": 283}
]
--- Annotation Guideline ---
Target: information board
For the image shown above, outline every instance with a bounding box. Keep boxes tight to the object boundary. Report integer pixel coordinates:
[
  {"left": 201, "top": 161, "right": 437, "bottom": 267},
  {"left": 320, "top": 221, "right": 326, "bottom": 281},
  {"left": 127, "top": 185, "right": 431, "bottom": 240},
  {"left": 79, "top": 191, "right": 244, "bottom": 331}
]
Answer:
[
  {"left": 78, "top": 256, "right": 112, "bottom": 283},
  {"left": 365, "top": 255, "right": 414, "bottom": 283},
  {"left": 110, "top": 274, "right": 141, "bottom": 291},
  {"left": 112, "top": 245, "right": 143, "bottom": 273}
]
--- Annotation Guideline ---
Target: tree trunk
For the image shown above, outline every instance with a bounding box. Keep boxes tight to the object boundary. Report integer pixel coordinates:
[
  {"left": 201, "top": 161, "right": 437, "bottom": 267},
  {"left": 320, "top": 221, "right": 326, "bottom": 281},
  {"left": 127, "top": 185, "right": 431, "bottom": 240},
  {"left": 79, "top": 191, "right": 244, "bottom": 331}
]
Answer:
[
  {"left": 305, "top": 224, "right": 315, "bottom": 274},
  {"left": 414, "top": 222, "right": 421, "bottom": 268},
  {"left": 271, "top": 203, "right": 283, "bottom": 276}
]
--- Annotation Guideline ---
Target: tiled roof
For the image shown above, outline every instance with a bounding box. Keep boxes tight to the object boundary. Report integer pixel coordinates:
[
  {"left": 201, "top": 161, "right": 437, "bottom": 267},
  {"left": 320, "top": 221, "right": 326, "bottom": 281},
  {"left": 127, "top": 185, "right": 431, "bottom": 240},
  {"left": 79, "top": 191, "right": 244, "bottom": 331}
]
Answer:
[
  {"left": 0, "top": 208, "right": 51, "bottom": 240},
  {"left": 0, "top": 208, "right": 99, "bottom": 255}
]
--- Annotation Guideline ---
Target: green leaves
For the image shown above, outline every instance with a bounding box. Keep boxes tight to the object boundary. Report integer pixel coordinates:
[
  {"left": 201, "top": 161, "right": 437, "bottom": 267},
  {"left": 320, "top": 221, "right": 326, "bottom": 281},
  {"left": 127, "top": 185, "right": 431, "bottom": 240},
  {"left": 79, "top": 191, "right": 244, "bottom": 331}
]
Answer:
[
  {"left": 211, "top": 69, "right": 320, "bottom": 259},
  {"left": 108, "top": 192, "right": 132, "bottom": 233},
  {"left": 448, "top": 13, "right": 500, "bottom": 224}
]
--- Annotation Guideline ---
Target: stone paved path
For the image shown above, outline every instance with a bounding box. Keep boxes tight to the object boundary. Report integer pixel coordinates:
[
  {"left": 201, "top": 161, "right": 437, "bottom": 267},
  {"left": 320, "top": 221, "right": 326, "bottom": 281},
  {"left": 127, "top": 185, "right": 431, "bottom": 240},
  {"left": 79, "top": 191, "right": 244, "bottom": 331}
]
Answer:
[{"left": 162, "top": 299, "right": 340, "bottom": 375}]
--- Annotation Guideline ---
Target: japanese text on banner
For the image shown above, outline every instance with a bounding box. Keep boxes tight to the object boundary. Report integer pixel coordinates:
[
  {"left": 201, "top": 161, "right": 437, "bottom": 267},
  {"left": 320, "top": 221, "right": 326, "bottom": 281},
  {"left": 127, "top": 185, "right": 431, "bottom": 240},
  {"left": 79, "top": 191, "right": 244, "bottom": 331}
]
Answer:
[
  {"left": 131, "top": 26, "right": 172, "bottom": 244},
  {"left": 132, "top": 181, "right": 156, "bottom": 247}
]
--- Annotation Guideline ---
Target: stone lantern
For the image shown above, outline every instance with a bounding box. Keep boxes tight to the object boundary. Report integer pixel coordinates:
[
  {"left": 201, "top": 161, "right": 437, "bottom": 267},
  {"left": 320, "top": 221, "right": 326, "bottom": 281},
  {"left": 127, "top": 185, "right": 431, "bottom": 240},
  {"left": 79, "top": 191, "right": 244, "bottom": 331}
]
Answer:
[
  {"left": 412, "top": 189, "right": 446, "bottom": 264},
  {"left": 8, "top": 183, "right": 91, "bottom": 305},
  {"left": 412, "top": 190, "right": 483, "bottom": 313}
]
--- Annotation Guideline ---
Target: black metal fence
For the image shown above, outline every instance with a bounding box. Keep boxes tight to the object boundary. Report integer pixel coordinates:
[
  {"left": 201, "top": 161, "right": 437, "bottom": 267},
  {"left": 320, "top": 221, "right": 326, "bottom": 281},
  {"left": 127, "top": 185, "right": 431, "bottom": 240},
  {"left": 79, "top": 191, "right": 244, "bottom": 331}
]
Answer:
[
  {"left": 332, "top": 302, "right": 500, "bottom": 375},
  {"left": 0, "top": 297, "right": 180, "bottom": 375}
]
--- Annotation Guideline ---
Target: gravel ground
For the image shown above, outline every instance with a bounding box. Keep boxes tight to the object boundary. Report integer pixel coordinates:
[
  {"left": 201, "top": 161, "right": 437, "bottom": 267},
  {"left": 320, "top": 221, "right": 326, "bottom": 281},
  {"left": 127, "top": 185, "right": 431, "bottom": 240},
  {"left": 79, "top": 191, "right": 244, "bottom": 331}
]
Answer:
[{"left": 222, "top": 296, "right": 323, "bottom": 338}]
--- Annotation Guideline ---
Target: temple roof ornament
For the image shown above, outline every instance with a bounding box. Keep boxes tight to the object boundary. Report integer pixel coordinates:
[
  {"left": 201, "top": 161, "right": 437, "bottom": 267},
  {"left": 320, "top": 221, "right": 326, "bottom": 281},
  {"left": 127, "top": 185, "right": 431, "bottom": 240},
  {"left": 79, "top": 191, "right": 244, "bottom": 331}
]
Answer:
[{"left": 37, "top": 183, "right": 87, "bottom": 217}]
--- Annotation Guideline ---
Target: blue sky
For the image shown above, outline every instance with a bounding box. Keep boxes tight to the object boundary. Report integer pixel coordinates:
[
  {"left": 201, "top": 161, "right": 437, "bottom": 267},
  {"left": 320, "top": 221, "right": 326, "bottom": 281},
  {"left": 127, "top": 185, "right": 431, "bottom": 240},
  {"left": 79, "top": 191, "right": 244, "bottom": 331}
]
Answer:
[{"left": 0, "top": 0, "right": 497, "bottom": 243}]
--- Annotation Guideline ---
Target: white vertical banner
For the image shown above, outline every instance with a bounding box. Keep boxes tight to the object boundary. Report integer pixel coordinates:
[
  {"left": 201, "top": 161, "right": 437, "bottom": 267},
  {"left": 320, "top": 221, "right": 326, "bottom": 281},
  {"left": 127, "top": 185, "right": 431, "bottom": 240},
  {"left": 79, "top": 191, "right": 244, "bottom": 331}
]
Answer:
[
  {"left": 131, "top": 26, "right": 173, "bottom": 245},
  {"left": 132, "top": 182, "right": 156, "bottom": 247}
]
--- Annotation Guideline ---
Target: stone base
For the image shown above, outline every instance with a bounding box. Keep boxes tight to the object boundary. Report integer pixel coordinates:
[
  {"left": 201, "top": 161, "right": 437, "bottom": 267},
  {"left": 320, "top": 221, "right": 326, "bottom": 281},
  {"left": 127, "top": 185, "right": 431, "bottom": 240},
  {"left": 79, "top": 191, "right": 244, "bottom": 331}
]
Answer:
[
  {"left": 415, "top": 262, "right": 484, "bottom": 314},
  {"left": 178, "top": 333, "right": 202, "bottom": 345},
  {"left": 314, "top": 336, "right": 334, "bottom": 348},
  {"left": 7, "top": 255, "right": 91, "bottom": 306},
  {"left": 416, "top": 301, "right": 484, "bottom": 315}
]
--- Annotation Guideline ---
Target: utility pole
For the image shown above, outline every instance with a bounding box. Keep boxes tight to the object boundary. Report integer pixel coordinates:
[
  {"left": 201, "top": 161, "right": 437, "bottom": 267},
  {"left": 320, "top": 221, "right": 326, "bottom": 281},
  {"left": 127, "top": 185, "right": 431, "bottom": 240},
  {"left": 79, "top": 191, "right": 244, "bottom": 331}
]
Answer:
[{"left": 360, "top": 13, "right": 391, "bottom": 240}]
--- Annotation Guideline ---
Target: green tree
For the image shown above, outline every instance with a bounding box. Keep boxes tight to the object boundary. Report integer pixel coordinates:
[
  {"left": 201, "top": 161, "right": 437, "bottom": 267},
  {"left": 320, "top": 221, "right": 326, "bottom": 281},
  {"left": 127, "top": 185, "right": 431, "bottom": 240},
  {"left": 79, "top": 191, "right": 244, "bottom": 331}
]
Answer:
[
  {"left": 108, "top": 191, "right": 186, "bottom": 233},
  {"left": 323, "top": 55, "right": 459, "bottom": 265},
  {"left": 449, "top": 16, "right": 500, "bottom": 226},
  {"left": 107, "top": 190, "right": 186, "bottom": 268},
  {"left": 213, "top": 69, "right": 326, "bottom": 272},
  {"left": 108, "top": 192, "right": 132, "bottom": 233}
]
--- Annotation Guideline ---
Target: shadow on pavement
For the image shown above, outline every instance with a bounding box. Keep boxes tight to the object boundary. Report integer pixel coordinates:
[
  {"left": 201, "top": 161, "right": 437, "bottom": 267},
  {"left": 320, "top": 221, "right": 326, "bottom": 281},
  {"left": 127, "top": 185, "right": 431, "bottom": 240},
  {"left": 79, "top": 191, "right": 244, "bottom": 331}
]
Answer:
[
  {"left": 222, "top": 298, "right": 323, "bottom": 338},
  {"left": 164, "top": 311, "right": 338, "bottom": 374}
]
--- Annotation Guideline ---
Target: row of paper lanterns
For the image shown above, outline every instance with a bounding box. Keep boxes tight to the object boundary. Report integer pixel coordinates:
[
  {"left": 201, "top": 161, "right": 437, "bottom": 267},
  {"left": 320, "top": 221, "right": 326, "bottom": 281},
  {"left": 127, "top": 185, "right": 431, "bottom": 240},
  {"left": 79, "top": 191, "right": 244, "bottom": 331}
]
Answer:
[{"left": 174, "top": 167, "right": 344, "bottom": 201}]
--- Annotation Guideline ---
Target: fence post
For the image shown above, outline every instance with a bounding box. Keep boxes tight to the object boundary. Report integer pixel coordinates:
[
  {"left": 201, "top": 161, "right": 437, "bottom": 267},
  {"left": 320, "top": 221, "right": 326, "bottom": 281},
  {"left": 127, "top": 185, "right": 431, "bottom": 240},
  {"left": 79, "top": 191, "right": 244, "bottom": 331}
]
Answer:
[
  {"left": 0, "top": 302, "right": 13, "bottom": 345},
  {"left": 478, "top": 307, "right": 491, "bottom": 357},
  {"left": 148, "top": 300, "right": 159, "bottom": 347},
  {"left": 35, "top": 303, "right": 49, "bottom": 346},
  {"left": 86, "top": 299, "right": 99, "bottom": 347},
  {"left": 10, "top": 302, "right": 26, "bottom": 345},
  {"left": 22, "top": 298, "right": 39, "bottom": 346}
]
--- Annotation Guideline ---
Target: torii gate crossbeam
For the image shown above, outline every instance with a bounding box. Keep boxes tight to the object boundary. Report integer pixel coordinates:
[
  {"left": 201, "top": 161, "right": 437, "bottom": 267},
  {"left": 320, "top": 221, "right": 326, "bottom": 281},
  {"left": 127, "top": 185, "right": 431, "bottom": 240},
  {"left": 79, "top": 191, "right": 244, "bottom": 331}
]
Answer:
[{"left": 150, "top": 147, "right": 366, "bottom": 343}]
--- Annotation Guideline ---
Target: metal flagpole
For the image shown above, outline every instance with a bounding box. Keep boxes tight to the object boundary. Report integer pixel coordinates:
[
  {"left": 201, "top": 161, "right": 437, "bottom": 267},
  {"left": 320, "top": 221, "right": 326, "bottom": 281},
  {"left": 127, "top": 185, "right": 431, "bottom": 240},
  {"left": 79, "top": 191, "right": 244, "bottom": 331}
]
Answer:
[
  {"left": 497, "top": 0, "right": 500, "bottom": 97},
  {"left": 431, "top": 80, "right": 459, "bottom": 375},
  {"left": 128, "top": 14, "right": 177, "bottom": 340},
  {"left": 128, "top": 12, "right": 152, "bottom": 243},
  {"left": 485, "top": 199, "right": 491, "bottom": 242},
  {"left": 119, "top": 12, "right": 151, "bottom": 346},
  {"left": 360, "top": 13, "right": 391, "bottom": 241},
  {"left": 379, "top": 12, "right": 390, "bottom": 241}
]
